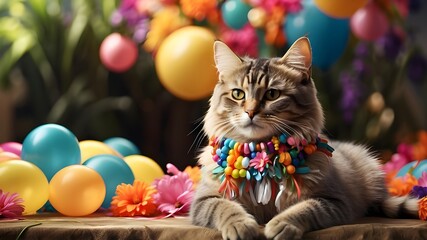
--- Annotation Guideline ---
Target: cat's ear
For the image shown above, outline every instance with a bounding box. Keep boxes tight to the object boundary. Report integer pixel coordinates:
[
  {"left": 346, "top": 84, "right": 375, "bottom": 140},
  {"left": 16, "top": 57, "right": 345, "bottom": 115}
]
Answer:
[
  {"left": 214, "top": 41, "right": 242, "bottom": 74},
  {"left": 280, "top": 37, "right": 312, "bottom": 71}
]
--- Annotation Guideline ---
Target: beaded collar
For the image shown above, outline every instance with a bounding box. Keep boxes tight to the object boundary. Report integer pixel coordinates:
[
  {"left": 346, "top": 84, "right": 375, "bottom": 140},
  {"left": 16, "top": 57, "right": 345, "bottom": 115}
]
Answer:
[{"left": 210, "top": 133, "right": 334, "bottom": 208}]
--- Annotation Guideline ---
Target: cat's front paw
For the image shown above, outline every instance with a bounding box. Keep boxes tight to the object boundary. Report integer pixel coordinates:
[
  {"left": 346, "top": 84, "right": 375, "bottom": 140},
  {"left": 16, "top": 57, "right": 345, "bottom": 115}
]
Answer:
[
  {"left": 220, "top": 217, "right": 260, "bottom": 240},
  {"left": 265, "top": 219, "right": 303, "bottom": 240}
]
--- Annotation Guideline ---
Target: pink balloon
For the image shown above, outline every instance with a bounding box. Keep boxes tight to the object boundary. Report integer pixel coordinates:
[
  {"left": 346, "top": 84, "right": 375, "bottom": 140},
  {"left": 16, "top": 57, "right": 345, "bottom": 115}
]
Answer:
[
  {"left": 0, "top": 152, "right": 20, "bottom": 162},
  {"left": 99, "top": 33, "right": 138, "bottom": 72},
  {"left": 0, "top": 142, "right": 22, "bottom": 156},
  {"left": 350, "top": 2, "right": 389, "bottom": 41}
]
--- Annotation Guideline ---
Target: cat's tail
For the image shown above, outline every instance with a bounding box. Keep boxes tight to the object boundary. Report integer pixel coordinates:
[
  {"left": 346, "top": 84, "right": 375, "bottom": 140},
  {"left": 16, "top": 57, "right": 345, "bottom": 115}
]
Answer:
[{"left": 382, "top": 195, "right": 419, "bottom": 218}]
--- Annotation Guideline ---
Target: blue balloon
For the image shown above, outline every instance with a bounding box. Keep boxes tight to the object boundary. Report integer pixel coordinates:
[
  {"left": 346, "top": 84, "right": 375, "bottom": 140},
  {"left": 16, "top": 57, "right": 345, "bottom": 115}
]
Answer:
[
  {"left": 397, "top": 160, "right": 427, "bottom": 178},
  {"left": 221, "top": 0, "right": 251, "bottom": 29},
  {"left": 83, "top": 154, "right": 134, "bottom": 209},
  {"left": 284, "top": 0, "right": 350, "bottom": 69},
  {"left": 104, "top": 137, "right": 140, "bottom": 157},
  {"left": 21, "top": 124, "right": 81, "bottom": 181}
]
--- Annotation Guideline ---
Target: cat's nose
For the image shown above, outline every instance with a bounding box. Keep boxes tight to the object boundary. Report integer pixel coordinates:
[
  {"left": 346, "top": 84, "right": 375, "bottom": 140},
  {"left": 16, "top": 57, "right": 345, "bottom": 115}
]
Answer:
[{"left": 246, "top": 110, "right": 258, "bottom": 120}]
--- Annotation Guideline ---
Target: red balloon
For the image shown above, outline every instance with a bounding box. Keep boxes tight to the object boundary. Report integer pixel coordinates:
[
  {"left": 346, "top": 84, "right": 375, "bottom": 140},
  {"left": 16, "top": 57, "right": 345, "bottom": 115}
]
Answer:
[
  {"left": 350, "top": 2, "right": 389, "bottom": 41},
  {"left": 99, "top": 33, "right": 138, "bottom": 72}
]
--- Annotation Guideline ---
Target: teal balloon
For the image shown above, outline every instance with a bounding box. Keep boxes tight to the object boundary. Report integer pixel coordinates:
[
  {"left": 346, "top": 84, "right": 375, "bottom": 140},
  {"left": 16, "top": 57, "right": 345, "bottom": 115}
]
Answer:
[
  {"left": 221, "top": 0, "right": 251, "bottom": 29},
  {"left": 83, "top": 154, "right": 134, "bottom": 209},
  {"left": 397, "top": 160, "right": 427, "bottom": 178},
  {"left": 284, "top": 0, "right": 350, "bottom": 69},
  {"left": 21, "top": 124, "right": 81, "bottom": 181},
  {"left": 104, "top": 137, "right": 140, "bottom": 157}
]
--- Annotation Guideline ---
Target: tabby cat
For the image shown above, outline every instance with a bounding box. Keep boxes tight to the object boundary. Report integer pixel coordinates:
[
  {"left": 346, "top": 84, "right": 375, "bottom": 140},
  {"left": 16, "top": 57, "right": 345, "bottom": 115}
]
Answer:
[{"left": 190, "top": 37, "right": 419, "bottom": 240}]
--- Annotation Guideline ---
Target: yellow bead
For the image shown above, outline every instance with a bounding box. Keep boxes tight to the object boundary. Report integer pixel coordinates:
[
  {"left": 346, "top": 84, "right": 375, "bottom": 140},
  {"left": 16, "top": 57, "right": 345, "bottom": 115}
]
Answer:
[
  {"left": 231, "top": 169, "right": 240, "bottom": 179},
  {"left": 234, "top": 161, "right": 242, "bottom": 169},
  {"left": 227, "top": 155, "right": 236, "bottom": 165},
  {"left": 234, "top": 156, "right": 243, "bottom": 169},
  {"left": 239, "top": 169, "right": 247, "bottom": 178},
  {"left": 224, "top": 167, "right": 233, "bottom": 176}
]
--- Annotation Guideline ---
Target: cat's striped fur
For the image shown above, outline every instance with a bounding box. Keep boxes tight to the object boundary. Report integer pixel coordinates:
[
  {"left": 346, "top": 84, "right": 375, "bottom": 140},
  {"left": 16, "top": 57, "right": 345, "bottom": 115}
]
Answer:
[{"left": 190, "top": 37, "right": 419, "bottom": 240}]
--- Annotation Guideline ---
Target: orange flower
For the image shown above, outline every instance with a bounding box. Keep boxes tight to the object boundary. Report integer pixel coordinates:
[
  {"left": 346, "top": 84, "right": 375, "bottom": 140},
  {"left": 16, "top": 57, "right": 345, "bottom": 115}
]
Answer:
[
  {"left": 387, "top": 174, "right": 418, "bottom": 196},
  {"left": 110, "top": 180, "right": 158, "bottom": 217},
  {"left": 180, "top": 0, "right": 217, "bottom": 21},
  {"left": 184, "top": 165, "right": 201, "bottom": 188},
  {"left": 143, "top": 6, "right": 189, "bottom": 53},
  {"left": 419, "top": 197, "right": 427, "bottom": 221}
]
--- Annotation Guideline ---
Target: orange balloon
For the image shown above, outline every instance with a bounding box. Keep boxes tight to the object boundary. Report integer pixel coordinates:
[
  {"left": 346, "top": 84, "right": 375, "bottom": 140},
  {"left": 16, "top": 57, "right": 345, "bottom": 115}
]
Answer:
[
  {"left": 49, "top": 165, "right": 106, "bottom": 216},
  {"left": 155, "top": 26, "right": 218, "bottom": 101},
  {"left": 314, "top": 0, "right": 368, "bottom": 18}
]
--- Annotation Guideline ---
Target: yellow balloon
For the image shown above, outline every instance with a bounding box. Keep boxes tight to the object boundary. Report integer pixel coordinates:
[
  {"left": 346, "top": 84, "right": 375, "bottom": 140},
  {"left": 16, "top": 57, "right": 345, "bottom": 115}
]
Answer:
[
  {"left": 123, "top": 155, "right": 164, "bottom": 184},
  {"left": 79, "top": 140, "right": 120, "bottom": 163},
  {"left": 155, "top": 26, "right": 218, "bottom": 101},
  {"left": 0, "top": 160, "right": 49, "bottom": 215},
  {"left": 49, "top": 165, "right": 106, "bottom": 216},
  {"left": 314, "top": 0, "right": 368, "bottom": 18}
]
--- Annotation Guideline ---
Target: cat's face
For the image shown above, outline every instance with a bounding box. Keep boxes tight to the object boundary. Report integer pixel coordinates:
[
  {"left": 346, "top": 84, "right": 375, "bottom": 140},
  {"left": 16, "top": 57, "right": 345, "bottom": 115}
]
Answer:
[{"left": 204, "top": 37, "right": 324, "bottom": 143}]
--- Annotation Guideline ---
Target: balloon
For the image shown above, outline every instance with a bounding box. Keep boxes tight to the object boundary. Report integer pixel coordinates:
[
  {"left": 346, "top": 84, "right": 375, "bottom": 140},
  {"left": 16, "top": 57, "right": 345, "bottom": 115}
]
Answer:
[
  {"left": 397, "top": 160, "right": 427, "bottom": 178},
  {"left": 21, "top": 124, "right": 81, "bottom": 180},
  {"left": 123, "top": 155, "right": 164, "bottom": 184},
  {"left": 285, "top": 0, "right": 350, "bottom": 69},
  {"left": 314, "top": 0, "right": 368, "bottom": 18},
  {"left": 155, "top": 26, "right": 218, "bottom": 101},
  {"left": 221, "top": 0, "right": 251, "bottom": 29},
  {"left": 99, "top": 33, "right": 138, "bottom": 73},
  {"left": 0, "top": 142, "right": 22, "bottom": 156},
  {"left": 49, "top": 165, "right": 106, "bottom": 216},
  {"left": 0, "top": 160, "right": 49, "bottom": 214},
  {"left": 0, "top": 151, "right": 20, "bottom": 162},
  {"left": 79, "top": 140, "right": 120, "bottom": 163},
  {"left": 104, "top": 137, "right": 140, "bottom": 157},
  {"left": 83, "top": 154, "right": 134, "bottom": 208},
  {"left": 350, "top": 2, "right": 389, "bottom": 41}
]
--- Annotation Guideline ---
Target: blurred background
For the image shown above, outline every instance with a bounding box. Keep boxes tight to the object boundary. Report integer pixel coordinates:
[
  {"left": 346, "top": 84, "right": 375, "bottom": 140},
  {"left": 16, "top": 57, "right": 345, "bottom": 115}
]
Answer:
[{"left": 0, "top": 0, "right": 426, "bottom": 170}]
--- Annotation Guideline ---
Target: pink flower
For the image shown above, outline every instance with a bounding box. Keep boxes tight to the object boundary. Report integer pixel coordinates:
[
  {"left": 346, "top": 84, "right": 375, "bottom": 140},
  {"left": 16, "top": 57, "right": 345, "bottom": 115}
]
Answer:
[
  {"left": 250, "top": 0, "right": 302, "bottom": 13},
  {"left": 383, "top": 153, "right": 409, "bottom": 174},
  {"left": 418, "top": 172, "right": 427, "bottom": 187},
  {"left": 0, "top": 190, "right": 24, "bottom": 219},
  {"left": 249, "top": 151, "right": 271, "bottom": 173},
  {"left": 152, "top": 164, "right": 194, "bottom": 216},
  {"left": 221, "top": 25, "right": 259, "bottom": 58}
]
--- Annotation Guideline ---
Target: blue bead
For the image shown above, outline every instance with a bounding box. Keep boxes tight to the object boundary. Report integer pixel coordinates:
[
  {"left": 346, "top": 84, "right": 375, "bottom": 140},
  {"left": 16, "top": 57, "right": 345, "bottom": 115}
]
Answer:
[
  {"left": 279, "top": 134, "right": 287, "bottom": 143},
  {"left": 292, "top": 158, "right": 299, "bottom": 166},
  {"left": 228, "top": 140, "right": 236, "bottom": 148},
  {"left": 216, "top": 149, "right": 221, "bottom": 156},
  {"left": 221, "top": 146, "right": 230, "bottom": 154},
  {"left": 251, "top": 152, "right": 256, "bottom": 159},
  {"left": 220, "top": 153, "right": 227, "bottom": 160},
  {"left": 249, "top": 142, "right": 255, "bottom": 152},
  {"left": 221, "top": 161, "right": 227, "bottom": 168},
  {"left": 224, "top": 139, "right": 231, "bottom": 148}
]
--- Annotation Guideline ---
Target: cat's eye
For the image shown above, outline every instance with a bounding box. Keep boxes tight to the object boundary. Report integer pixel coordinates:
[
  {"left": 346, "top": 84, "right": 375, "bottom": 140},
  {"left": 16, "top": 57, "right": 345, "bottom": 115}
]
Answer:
[
  {"left": 231, "top": 89, "right": 245, "bottom": 100},
  {"left": 301, "top": 78, "right": 310, "bottom": 85},
  {"left": 264, "top": 89, "right": 280, "bottom": 100}
]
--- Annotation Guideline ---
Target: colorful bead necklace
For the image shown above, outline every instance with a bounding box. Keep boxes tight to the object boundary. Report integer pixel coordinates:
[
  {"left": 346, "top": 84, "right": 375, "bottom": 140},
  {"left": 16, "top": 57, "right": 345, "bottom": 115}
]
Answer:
[{"left": 210, "top": 133, "right": 334, "bottom": 207}]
